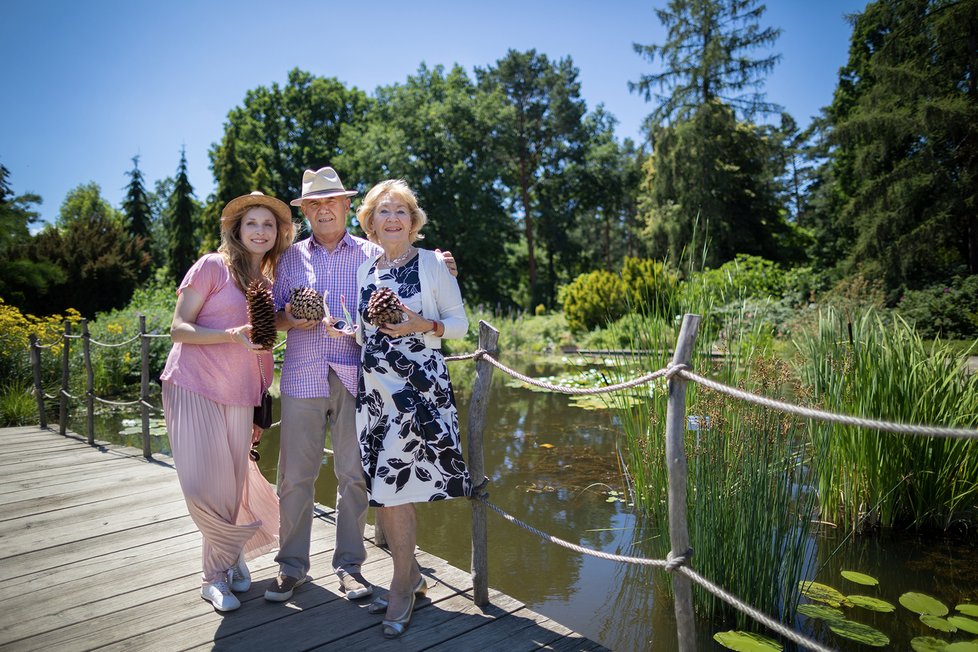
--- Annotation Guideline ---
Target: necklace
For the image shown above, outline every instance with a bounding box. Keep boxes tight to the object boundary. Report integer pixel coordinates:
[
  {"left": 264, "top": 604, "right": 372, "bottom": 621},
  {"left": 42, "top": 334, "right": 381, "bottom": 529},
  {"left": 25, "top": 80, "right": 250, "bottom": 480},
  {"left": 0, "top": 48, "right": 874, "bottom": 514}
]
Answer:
[{"left": 382, "top": 246, "right": 415, "bottom": 268}]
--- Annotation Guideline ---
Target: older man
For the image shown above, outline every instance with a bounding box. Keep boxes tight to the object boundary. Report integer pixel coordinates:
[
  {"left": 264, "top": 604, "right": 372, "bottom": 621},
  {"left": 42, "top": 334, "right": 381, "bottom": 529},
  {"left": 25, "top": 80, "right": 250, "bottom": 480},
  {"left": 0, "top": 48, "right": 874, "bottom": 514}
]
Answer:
[{"left": 266, "top": 167, "right": 454, "bottom": 602}]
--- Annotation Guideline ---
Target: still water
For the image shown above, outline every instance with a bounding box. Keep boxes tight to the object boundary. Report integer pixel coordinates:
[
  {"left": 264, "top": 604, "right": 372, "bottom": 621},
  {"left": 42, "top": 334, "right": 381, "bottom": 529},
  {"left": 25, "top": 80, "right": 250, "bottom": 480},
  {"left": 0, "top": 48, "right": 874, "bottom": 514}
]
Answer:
[{"left": 71, "top": 357, "right": 977, "bottom": 651}]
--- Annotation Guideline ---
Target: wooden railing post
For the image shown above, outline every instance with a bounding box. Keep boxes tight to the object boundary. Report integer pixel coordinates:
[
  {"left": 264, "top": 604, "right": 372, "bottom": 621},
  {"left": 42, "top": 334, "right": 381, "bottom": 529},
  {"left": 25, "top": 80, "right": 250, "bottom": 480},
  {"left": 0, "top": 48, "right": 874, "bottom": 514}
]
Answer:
[
  {"left": 466, "top": 320, "right": 499, "bottom": 607},
  {"left": 82, "top": 319, "right": 95, "bottom": 445},
  {"left": 59, "top": 321, "right": 72, "bottom": 437},
  {"left": 140, "top": 315, "right": 152, "bottom": 458},
  {"left": 665, "top": 313, "right": 700, "bottom": 652},
  {"left": 29, "top": 335, "right": 47, "bottom": 429}
]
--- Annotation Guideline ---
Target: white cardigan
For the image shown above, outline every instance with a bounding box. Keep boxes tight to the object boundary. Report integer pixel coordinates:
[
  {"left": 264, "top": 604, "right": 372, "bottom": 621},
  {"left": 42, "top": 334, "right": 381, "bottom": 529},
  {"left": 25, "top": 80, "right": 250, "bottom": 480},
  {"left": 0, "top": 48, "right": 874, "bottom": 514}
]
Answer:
[{"left": 355, "top": 248, "right": 468, "bottom": 349}]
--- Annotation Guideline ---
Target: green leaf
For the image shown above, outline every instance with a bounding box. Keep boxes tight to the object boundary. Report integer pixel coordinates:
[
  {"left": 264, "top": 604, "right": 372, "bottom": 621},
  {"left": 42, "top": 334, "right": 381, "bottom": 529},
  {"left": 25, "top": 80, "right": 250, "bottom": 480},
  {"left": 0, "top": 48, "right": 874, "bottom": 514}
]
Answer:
[
  {"left": 827, "top": 620, "right": 890, "bottom": 647},
  {"left": 910, "top": 636, "right": 949, "bottom": 652},
  {"left": 920, "top": 615, "right": 957, "bottom": 632},
  {"left": 797, "top": 604, "right": 845, "bottom": 621},
  {"left": 945, "top": 643, "right": 978, "bottom": 652},
  {"left": 841, "top": 570, "right": 879, "bottom": 586},
  {"left": 901, "top": 592, "right": 950, "bottom": 616},
  {"left": 948, "top": 616, "right": 978, "bottom": 635},
  {"left": 958, "top": 604, "right": 978, "bottom": 617},
  {"left": 847, "top": 595, "right": 896, "bottom": 613},
  {"left": 712, "top": 631, "right": 783, "bottom": 651},
  {"left": 799, "top": 581, "right": 853, "bottom": 608}
]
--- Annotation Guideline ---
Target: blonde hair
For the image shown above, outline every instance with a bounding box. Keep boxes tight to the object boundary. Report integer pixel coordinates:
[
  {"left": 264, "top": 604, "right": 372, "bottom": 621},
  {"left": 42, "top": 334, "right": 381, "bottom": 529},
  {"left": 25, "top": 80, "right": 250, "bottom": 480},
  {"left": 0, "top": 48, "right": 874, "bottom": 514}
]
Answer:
[
  {"left": 356, "top": 179, "right": 427, "bottom": 244},
  {"left": 218, "top": 203, "right": 296, "bottom": 291}
]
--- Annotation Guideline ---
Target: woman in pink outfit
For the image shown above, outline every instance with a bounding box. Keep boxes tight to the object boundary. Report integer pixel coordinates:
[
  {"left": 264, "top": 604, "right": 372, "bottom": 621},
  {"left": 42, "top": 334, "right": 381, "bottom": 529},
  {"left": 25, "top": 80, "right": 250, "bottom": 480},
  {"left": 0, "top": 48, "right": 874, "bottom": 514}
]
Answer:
[{"left": 161, "top": 191, "right": 295, "bottom": 611}]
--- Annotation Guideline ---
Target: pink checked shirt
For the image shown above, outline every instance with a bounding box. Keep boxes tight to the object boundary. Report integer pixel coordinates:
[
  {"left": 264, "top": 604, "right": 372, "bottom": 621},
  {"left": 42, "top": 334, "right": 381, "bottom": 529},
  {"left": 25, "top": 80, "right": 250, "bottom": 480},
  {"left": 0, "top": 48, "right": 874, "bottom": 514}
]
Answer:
[{"left": 273, "top": 233, "right": 382, "bottom": 399}]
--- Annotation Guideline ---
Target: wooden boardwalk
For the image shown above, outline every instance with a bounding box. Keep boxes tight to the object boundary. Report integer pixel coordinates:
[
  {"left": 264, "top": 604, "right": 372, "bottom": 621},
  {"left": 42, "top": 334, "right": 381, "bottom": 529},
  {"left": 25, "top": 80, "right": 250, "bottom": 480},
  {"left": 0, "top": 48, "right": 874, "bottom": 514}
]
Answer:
[{"left": 0, "top": 426, "right": 607, "bottom": 652}]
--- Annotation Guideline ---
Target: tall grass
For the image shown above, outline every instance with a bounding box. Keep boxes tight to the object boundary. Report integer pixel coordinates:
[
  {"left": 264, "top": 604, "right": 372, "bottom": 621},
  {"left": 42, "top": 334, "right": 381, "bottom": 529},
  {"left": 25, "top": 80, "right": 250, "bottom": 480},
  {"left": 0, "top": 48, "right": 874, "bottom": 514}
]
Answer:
[
  {"left": 795, "top": 308, "right": 978, "bottom": 531},
  {"left": 607, "top": 279, "right": 817, "bottom": 629}
]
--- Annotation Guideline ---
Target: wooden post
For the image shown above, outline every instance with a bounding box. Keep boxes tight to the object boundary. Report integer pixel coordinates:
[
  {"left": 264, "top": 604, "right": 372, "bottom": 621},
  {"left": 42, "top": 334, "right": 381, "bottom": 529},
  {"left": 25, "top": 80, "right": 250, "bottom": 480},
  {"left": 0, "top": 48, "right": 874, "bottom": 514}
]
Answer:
[
  {"left": 140, "top": 315, "right": 152, "bottom": 458},
  {"left": 29, "top": 335, "right": 47, "bottom": 429},
  {"left": 82, "top": 319, "right": 95, "bottom": 445},
  {"left": 665, "top": 313, "right": 700, "bottom": 652},
  {"left": 466, "top": 320, "right": 499, "bottom": 607},
  {"left": 59, "top": 321, "right": 72, "bottom": 437}
]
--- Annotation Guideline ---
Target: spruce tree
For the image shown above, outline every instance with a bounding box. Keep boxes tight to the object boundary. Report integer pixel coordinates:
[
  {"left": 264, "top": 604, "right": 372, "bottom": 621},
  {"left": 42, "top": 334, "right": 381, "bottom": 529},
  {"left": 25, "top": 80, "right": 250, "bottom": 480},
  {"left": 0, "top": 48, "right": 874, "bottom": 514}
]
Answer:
[
  {"left": 122, "top": 155, "right": 152, "bottom": 279},
  {"left": 166, "top": 148, "right": 198, "bottom": 282}
]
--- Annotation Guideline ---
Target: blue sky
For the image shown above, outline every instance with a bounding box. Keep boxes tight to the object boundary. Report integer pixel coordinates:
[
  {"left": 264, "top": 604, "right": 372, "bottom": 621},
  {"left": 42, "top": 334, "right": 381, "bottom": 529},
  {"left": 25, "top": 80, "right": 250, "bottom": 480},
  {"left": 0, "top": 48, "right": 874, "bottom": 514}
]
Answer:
[{"left": 2, "top": 1, "right": 867, "bottom": 227}]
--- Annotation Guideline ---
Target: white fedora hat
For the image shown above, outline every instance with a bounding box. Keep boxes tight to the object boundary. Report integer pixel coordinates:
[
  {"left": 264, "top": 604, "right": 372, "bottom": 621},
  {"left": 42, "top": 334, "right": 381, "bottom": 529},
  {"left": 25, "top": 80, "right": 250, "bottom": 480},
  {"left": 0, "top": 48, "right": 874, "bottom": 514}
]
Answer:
[{"left": 290, "top": 166, "right": 358, "bottom": 206}]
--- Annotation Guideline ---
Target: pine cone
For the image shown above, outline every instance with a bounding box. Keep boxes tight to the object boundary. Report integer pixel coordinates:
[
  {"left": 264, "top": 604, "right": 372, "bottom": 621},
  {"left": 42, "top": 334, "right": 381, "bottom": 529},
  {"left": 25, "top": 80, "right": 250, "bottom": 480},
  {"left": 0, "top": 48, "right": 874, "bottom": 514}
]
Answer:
[
  {"left": 366, "top": 287, "right": 403, "bottom": 326},
  {"left": 247, "top": 279, "right": 277, "bottom": 349},
  {"left": 289, "top": 286, "right": 325, "bottom": 321}
]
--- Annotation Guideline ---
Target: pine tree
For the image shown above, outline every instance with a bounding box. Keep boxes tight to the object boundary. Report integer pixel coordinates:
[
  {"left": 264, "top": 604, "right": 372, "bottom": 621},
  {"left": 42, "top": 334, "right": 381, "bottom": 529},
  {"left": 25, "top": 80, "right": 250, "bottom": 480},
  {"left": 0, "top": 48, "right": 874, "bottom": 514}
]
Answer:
[
  {"left": 122, "top": 155, "right": 152, "bottom": 279},
  {"left": 630, "top": 0, "right": 782, "bottom": 125},
  {"left": 819, "top": 0, "right": 978, "bottom": 292},
  {"left": 166, "top": 148, "right": 198, "bottom": 282}
]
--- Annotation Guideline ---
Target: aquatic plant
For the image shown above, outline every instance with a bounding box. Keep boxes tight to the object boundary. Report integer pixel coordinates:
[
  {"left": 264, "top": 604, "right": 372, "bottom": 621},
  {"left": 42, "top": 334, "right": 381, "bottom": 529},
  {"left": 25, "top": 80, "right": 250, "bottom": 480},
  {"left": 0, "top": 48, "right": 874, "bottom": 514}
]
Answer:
[{"left": 795, "top": 308, "right": 978, "bottom": 531}]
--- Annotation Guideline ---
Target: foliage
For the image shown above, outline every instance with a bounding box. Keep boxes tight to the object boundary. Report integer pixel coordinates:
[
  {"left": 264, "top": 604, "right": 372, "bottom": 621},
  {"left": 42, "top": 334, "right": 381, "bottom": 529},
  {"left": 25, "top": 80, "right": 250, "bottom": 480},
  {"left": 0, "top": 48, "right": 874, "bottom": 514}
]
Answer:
[
  {"left": 607, "top": 304, "right": 816, "bottom": 629},
  {"left": 166, "top": 148, "right": 199, "bottom": 283},
  {"left": 27, "top": 183, "right": 148, "bottom": 316},
  {"left": 819, "top": 0, "right": 978, "bottom": 291},
  {"left": 475, "top": 49, "right": 589, "bottom": 308},
  {"left": 620, "top": 256, "right": 681, "bottom": 318},
  {"left": 210, "top": 68, "right": 370, "bottom": 229},
  {"left": 630, "top": 0, "right": 782, "bottom": 125},
  {"left": 0, "top": 381, "right": 35, "bottom": 426},
  {"left": 795, "top": 308, "right": 978, "bottom": 531},
  {"left": 698, "top": 254, "right": 787, "bottom": 303},
  {"left": 122, "top": 155, "right": 153, "bottom": 281},
  {"left": 640, "top": 101, "right": 802, "bottom": 268},
  {"left": 338, "top": 64, "right": 517, "bottom": 307},
  {"left": 0, "top": 164, "right": 64, "bottom": 310},
  {"left": 462, "top": 305, "right": 572, "bottom": 355},
  {"left": 897, "top": 275, "right": 978, "bottom": 340},
  {"left": 560, "top": 270, "right": 628, "bottom": 333}
]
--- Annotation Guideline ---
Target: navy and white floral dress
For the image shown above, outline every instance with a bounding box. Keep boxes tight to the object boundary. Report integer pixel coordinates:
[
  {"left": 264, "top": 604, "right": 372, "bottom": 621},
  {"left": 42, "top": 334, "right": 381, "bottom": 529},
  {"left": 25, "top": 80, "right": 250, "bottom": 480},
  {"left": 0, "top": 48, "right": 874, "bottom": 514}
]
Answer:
[{"left": 356, "top": 254, "right": 471, "bottom": 507}]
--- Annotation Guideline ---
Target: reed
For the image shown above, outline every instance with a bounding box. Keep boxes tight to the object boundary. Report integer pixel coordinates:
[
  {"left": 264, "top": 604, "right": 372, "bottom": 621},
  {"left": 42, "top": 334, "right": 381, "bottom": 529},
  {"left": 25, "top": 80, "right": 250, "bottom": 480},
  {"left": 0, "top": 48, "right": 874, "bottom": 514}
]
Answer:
[
  {"left": 795, "top": 308, "right": 978, "bottom": 531},
  {"left": 608, "top": 292, "right": 817, "bottom": 628}
]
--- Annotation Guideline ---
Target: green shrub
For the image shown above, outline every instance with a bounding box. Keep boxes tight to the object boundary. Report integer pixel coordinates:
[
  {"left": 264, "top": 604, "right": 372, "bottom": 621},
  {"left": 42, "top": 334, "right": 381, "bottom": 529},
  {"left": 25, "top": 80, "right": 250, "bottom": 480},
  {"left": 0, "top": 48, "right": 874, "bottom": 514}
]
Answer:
[
  {"left": 699, "top": 254, "right": 787, "bottom": 304},
  {"left": 620, "top": 257, "right": 680, "bottom": 319},
  {"left": 560, "top": 270, "right": 628, "bottom": 333},
  {"left": 0, "top": 381, "right": 37, "bottom": 426},
  {"left": 897, "top": 275, "right": 978, "bottom": 340}
]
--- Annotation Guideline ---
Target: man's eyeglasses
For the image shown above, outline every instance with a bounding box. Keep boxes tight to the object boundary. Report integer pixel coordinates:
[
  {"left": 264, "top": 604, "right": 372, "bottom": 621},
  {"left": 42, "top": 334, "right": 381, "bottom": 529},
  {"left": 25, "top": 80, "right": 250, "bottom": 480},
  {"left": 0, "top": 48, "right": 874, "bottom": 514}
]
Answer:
[{"left": 249, "top": 442, "right": 261, "bottom": 462}]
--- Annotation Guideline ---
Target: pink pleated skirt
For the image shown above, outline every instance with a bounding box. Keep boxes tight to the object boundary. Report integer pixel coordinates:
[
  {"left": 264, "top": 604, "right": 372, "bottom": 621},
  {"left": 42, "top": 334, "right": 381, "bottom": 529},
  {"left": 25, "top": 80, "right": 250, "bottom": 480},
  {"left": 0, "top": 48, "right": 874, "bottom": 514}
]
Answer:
[{"left": 163, "top": 381, "right": 279, "bottom": 582}]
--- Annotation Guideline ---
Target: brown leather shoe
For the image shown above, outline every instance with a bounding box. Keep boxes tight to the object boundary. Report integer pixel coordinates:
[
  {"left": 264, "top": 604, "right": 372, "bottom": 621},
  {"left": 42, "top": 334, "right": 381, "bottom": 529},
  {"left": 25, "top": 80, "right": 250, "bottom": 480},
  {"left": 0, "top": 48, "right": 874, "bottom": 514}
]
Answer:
[{"left": 337, "top": 569, "right": 373, "bottom": 600}]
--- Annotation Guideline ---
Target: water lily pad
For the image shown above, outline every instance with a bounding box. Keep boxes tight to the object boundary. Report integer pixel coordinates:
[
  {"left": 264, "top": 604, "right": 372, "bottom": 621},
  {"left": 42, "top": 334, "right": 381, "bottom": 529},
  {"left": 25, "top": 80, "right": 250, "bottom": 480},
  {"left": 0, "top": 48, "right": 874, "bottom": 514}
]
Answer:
[
  {"left": 945, "top": 643, "right": 978, "bottom": 652},
  {"left": 799, "top": 581, "right": 853, "bottom": 608},
  {"left": 712, "top": 630, "right": 783, "bottom": 651},
  {"left": 848, "top": 595, "right": 896, "bottom": 612},
  {"left": 841, "top": 570, "right": 879, "bottom": 586},
  {"left": 920, "top": 615, "right": 957, "bottom": 632},
  {"left": 958, "top": 604, "right": 978, "bottom": 617},
  {"left": 901, "top": 592, "right": 950, "bottom": 616},
  {"left": 910, "top": 636, "right": 949, "bottom": 652},
  {"left": 797, "top": 603, "right": 845, "bottom": 621},
  {"left": 948, "top": 616, "right": 978, "bottom": 634},
  {"left": 828, "top": 619, "right": 889, "bottom": 647}
]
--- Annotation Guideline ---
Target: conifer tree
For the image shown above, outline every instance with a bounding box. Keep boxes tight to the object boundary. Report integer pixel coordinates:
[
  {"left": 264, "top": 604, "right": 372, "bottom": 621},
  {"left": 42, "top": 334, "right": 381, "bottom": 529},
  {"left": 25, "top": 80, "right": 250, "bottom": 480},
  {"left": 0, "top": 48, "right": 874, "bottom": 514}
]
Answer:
[
  {"left": 166, "top": 148, "right": 198, "bottom": 282},
  {"left": 122, "top": 155, "right": 152, "bottom": 279}
]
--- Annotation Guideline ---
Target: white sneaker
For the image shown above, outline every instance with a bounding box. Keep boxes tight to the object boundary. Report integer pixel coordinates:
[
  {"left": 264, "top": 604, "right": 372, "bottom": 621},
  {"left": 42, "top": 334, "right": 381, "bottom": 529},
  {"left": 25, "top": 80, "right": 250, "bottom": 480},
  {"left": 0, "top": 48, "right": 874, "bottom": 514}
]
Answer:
[
  {"left": 229, "top": 554, "right": 251, "bottom": 592},
  {"left": 201, "top": 576, "right": 241, "bottom": 611}
]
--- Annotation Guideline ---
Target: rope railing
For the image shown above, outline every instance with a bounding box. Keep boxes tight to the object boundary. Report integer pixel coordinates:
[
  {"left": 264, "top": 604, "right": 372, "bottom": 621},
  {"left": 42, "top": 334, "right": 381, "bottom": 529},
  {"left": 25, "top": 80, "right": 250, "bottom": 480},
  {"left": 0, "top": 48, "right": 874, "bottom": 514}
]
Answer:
[
  {"left": 459, "top": 350, "right": 978, "bottom": 440},
  {"left": 28, "top": 313, "right": 977, "bottom": 651},
  {"left": 479, "top": 497, "right": 833, "bottom": 652}
]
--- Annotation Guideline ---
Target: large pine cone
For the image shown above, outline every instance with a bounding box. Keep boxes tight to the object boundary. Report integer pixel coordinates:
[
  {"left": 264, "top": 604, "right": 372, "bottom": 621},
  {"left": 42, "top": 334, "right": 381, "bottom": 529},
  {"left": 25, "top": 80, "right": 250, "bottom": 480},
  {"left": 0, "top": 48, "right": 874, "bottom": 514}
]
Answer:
[
  {"left": 289, "top": 286, "right": 325, "bottom": 321},
  {"left": 366, "top": 287, "right": 403, "bottom": 326},
  {"left": 247, "top": 279, "right": 278, "bottom": 349}
]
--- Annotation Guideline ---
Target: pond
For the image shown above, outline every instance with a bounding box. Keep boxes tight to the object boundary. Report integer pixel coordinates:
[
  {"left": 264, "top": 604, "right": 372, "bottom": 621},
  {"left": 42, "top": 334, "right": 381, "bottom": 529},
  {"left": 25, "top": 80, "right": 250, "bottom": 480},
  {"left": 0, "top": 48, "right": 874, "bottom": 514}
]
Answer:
[{"left": 65, "top": 356, "right": 978, "bottom": 651}]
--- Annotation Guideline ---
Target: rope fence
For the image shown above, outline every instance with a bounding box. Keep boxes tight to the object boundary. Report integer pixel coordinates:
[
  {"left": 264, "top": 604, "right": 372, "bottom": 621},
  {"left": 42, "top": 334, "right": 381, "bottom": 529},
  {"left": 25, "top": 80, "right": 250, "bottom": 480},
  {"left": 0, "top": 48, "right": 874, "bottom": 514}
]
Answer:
[{"left": 26, "top": 313, "right": 978, "bottom": 651}]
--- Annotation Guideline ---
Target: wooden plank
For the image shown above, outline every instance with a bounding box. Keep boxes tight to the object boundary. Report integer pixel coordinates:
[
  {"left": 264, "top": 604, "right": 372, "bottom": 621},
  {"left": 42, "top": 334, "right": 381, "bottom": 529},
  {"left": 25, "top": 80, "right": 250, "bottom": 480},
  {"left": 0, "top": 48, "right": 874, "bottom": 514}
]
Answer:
[{"left": 0, "top": 470, "right": 175, "bottom": 520}]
